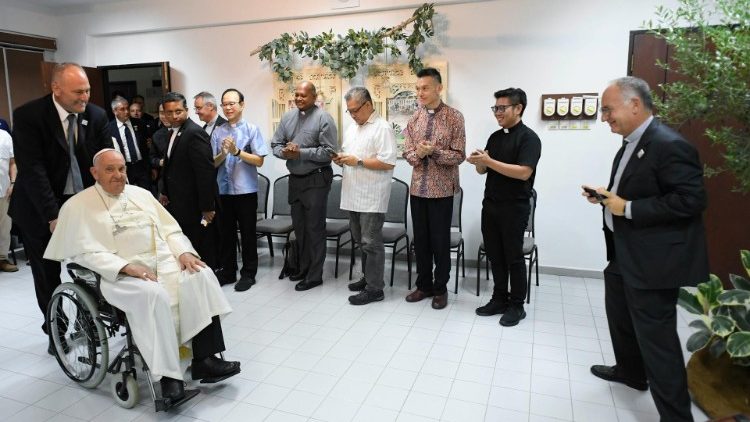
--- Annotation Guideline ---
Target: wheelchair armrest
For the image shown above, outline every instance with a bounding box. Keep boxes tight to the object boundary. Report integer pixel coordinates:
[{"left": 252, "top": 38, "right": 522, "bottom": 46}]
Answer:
[{"left": 66, "top": 262, "right": 102, "bottom": 283}]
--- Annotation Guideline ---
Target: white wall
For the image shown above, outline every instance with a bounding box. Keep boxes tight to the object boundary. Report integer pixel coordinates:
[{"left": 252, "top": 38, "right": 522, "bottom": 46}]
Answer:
[{"left": 17, "top": 0, "right": 682, "bottom": 274}]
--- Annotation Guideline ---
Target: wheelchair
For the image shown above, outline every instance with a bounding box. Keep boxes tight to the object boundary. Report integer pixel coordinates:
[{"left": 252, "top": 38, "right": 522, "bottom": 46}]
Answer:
[{"left": 46, "top": 263, "right": 198, "bottom": 411}]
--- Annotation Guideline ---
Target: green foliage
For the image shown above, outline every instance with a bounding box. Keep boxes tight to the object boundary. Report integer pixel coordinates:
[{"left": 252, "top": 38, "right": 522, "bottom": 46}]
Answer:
[
  {"left": 256, "top": 3, "right": 435, "bottom": 83},
  {"left": 646, "top": 0, "right": 750, "bottom": 192},
  {"left": 679, "top": 250, "right": 750, "bottom": 365}
]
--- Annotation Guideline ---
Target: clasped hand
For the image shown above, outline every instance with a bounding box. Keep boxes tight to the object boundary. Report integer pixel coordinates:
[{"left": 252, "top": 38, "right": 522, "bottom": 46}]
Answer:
[
  {"left": 332, "top": 153, "right": 358, "bottom": 167},
  {"left": 416, "top": 142, "right": 435, "bottom": 159},
  {"left": 281, "top": 142, "right": 301, "bottom": 160}
]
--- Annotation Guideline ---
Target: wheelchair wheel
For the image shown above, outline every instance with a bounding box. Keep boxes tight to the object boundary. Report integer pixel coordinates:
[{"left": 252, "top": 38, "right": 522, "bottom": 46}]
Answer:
[
  {"left": 111, "top": 372, "right": 139, "bottom": 409},
  {"left": 47, "top": 282, "right": 109, "bottom": 389}
]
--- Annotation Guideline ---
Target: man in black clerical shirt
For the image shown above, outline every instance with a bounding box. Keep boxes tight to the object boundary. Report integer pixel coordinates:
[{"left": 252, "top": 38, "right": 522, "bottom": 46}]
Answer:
[{"left": 466, "top": 87, "right": 541, "bottom": 327}]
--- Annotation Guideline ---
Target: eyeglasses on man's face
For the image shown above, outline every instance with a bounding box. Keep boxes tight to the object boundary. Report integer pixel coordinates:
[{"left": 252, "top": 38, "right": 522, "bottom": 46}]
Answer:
[
  {"left": 490, "top": 104, "right": 518, "bottom": 113},
  {"left": 346, "top": 101, "right": 369, "bottom": 115}
]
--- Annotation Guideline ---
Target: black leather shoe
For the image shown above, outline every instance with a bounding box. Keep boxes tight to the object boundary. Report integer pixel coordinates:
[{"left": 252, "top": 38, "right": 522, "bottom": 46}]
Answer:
[
  {"left": 295, "top": 280, "right": 322, "bottom": 291},
  {"left": 348, "top": 278, "right": 366, "bottom": 291},
  {"left": 499, "top": 305, "right": 526, "bottom": 327},
  {"left": 590, "top": 365, "right": 648, "bottom": 391},
  {"left": 349, "top": 289, "right": 384, "bottom": 305},
  {"left": 160, "top": 377, "right": 185, "bottom": 401},
  {"left": 476, "top": 300, "right": 508, "bottom": 316},
  {"left": 191, "top": 355, "right": 241, "bottom": 383},
  {"left": 289, "top": 272, "right": 307, "bottom": 282},
  {"left": 234, "top": 276, "right": 256, "bottom": 292},
  {"left": 48, "top": 336, "right": 70, "bottom": 356}
]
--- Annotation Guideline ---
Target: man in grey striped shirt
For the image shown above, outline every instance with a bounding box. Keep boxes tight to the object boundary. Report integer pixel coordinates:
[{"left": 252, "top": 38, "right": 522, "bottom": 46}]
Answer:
[{"left": 334, "top": 87, "right": 397, "bottom": 305}]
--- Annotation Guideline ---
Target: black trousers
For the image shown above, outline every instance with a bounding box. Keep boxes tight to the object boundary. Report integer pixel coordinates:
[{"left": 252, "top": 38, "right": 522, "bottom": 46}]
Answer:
[
  {"left": 219, "top": 193, "right": 258, "bottom": 278},
  {"left": 19, "top": 217, "right": 60, "bottom": 334},
  {"left": 191, "top": 315, "right": 226, "bottom": 360},
  {"left": 605, "top": 259, "right": 693, "bottom": 422},
  {"left": 481, "top": 198, "right": 530, "bottom": 305},
  {"left": 411, "top": 195, "right": 453, "bottom": 295},
  {"left": 179, "top": 215, "right": 220, "bottom": 270},
  {"left": 289, "top": 167, "right": 332, "bottom": 283}
]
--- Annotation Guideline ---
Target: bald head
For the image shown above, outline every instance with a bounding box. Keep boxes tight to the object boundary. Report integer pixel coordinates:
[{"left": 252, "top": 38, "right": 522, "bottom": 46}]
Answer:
[
  {"left": 51, "top": 62, "right": 91, "bottom": 114},
  {"left": 294, "top": 81, "right": 317, "bottom": 111}
]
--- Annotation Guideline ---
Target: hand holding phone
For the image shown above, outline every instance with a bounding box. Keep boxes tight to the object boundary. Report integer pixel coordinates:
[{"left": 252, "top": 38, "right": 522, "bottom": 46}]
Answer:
[{"left": 583, "top": 187, "right": 605, "bottom": 202}]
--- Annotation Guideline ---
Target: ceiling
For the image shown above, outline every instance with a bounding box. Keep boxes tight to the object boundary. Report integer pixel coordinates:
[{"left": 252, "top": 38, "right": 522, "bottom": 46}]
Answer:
[{"left": 8, "top": 0, "right": 128, "bottom": 13}]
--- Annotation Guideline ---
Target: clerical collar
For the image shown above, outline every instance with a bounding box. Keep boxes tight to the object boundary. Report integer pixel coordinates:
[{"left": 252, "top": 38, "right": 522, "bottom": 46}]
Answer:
[{"left": 501, "top": 120, "right": 523, "bottom": 134}]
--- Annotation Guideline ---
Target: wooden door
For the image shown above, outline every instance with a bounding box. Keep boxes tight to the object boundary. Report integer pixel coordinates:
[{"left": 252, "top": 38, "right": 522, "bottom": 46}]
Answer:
[{"left": 629, "top": 31, "right": 750, "bottom": 282}]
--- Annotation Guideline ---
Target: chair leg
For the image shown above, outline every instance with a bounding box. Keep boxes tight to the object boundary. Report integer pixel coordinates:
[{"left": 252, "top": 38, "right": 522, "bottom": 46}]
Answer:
[
  {"left": 526, "top": 257, "right": 533, "bottom": 304},
  {"left": 334, "top": 240, "right": 340, "bottom": 279},
  {"left": 535, "top": 249, "right": 540, "bottom": 286},
  {"left": 390, "top": 246, "right": 396, "bottom": 288},
  {"left": 485, "top": 257, "right": 489, "bottom": 280},
  {"left": 266, "top": 234, "right": 274, "bottom": 257}
]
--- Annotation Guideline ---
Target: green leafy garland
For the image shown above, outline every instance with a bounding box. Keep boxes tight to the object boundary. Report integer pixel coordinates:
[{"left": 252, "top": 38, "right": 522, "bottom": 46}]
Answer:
[{"left": 250, "top": 3, "right": 435, "bottom": 83}]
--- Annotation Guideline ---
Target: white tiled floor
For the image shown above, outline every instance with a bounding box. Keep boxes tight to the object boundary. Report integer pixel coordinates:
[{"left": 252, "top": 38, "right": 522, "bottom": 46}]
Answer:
[{"left": 0, "top": 253, "right": 708, "bottom": 421}]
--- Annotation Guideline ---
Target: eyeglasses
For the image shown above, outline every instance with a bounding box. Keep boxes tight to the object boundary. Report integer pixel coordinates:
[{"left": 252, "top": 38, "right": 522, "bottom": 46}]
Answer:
[
  {"left": 490, "top": 104, "right": 518, "bottom": 113},
  {"left": 221, "top": 102, "right": 240, "bottom": 108},
  {"left": 346, "top": 101, "right": 369, "bottom": 114}
]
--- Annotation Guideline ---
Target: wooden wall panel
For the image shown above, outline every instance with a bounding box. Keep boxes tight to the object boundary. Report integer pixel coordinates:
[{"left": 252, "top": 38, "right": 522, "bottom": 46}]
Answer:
[{"left": 6, "top": 49, "right": 44, "bottom": 112}]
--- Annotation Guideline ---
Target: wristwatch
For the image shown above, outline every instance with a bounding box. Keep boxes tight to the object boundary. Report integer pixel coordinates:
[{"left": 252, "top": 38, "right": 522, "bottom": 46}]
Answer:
[{"left": 357, "top": 158, "right": 363, "bottom": 167}]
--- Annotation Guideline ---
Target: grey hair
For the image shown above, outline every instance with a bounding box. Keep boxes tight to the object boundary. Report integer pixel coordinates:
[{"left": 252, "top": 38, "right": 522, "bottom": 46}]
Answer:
[
  {"left": 610, "top": 76, "right": 653, "bottom": 111},
  {"left": 111, "top": 96, "right": 128, "bottom": 110},
  {"left": 51, "top": 62, "right": 85, "bottom": 83},
  {"left": 193, "top": 91, "right": 217, "bottom": 110},
  {"left": 344, "top": 86, "right": 372, "bottom": 105}
]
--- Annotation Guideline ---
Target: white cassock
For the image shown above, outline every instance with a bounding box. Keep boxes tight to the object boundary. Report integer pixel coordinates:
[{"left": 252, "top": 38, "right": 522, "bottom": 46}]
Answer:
[{"left": 44, "top": 183, "right": 232, "bottom": 380}]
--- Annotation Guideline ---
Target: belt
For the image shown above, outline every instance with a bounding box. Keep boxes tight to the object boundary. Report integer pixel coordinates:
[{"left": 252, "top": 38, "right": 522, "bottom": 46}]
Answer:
[{"left": 291, "top": 166, "right": 330, "bottom": 177}]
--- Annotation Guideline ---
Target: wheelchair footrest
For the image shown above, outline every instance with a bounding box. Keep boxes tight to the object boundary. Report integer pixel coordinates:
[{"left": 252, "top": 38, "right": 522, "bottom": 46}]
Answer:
[{"left": 155, "top": 389, "right": 199, "bottom": 412}]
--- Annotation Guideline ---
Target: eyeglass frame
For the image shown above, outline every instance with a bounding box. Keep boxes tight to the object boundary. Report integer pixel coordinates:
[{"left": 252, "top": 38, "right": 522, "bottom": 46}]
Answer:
[
  {"left": 346, "top": 100, "right": 370, "bottom": 115},
  {"left": 490, "top": 104, "right": 519, "bottom": 113}
]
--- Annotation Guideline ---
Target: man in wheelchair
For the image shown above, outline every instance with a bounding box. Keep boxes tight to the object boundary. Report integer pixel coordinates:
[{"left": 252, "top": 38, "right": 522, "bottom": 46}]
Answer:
[{"left": 44, "top": 148, "right": 240, "bottom": 405}]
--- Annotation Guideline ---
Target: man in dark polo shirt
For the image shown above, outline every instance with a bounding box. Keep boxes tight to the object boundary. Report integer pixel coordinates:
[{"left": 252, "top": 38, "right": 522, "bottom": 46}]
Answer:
[{"left": 467, "top": 87, "right": 541, "bottom": 327}]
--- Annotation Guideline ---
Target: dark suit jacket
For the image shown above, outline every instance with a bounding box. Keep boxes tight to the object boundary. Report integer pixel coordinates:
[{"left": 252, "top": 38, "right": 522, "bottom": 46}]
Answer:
[
  {"left": 106, "top": 118, "right": 149, "bottom": 163},
  {"left": 9, "top": 94, "right": 112, "bottom": 227},
  {"left": 150, "top": 126, "right": 170, "bottom": 195},
  {"left": 162, "top": 118, "right": 218, "bottom": 231},
  {"left": 604, "top": 118, "right": 709, "bottom": 289}
]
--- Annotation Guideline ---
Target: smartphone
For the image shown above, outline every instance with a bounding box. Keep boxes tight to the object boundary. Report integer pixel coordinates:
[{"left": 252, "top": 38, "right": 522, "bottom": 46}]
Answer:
[{"left": 583, "top": 187, "right": 605, "bottom": 202}]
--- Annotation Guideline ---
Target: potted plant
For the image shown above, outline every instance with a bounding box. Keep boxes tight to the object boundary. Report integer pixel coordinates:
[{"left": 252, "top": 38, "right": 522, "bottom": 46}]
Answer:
[{"left": 678, "top": 250, "right": 750, "bottom": 417}]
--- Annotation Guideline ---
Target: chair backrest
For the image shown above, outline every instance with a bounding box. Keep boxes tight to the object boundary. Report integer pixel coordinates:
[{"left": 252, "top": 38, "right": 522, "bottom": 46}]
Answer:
[
  {"left": 257, "top": 173, "right": 270, "bottom": 219},
  {"left": 451, "top": 187, "right": 463, "bottom": 231},
  {"left": 526, "top": 188, "right": 537, "bottom": 236},
  {"left": 326, "top": 174, "right": 348, "bottom": 220},
  {"left": 385, "top": 177, "right": 409, "bottom": 227},
  {"left": 272, "top": 175, "right": 292, "bottom": 217}
]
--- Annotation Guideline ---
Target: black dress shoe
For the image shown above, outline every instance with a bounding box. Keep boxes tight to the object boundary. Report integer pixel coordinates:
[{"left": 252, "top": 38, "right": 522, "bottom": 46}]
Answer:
[
  {"left": 590, "top": 365, "right": 648, "bottom": 391},
  {"left": 160, "top": 377, "right": 186, "bottom": 401},
  {"left": 289, "top": 272, "right": 307, "bottom": 282},
  {"left": 234, "top": 276, "right": 256, "bottom": 292},
  {"left": 295, "top": 280, "right": 322, "bottom": 291},
  {"left": 476, "top": 300, "right": 508, "bottom": 316},
  {"left": 191, "top": 355, "right": 241, "bottom": 383},
  {"left": 348, "top": 278, "right": 366, "bottom": 291},
  {"left": 499, "top": 305, "right": 526, "bottom": 327}
]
